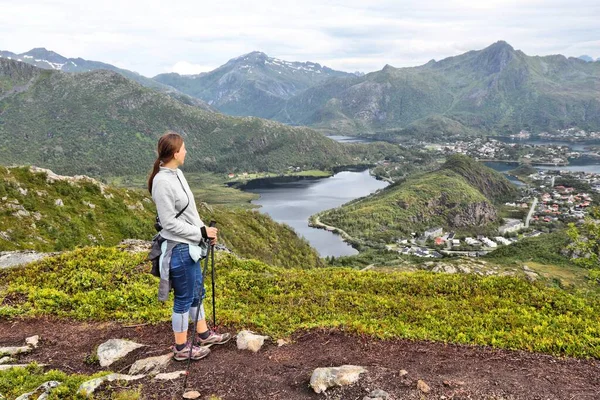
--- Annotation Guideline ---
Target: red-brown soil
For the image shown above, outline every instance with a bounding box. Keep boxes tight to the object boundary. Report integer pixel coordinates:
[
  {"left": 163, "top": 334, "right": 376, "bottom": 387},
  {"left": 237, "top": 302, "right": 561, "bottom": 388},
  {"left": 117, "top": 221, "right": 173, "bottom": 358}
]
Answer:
[{"left": 1, "top": 318, "right": 598, "bottom": 399}]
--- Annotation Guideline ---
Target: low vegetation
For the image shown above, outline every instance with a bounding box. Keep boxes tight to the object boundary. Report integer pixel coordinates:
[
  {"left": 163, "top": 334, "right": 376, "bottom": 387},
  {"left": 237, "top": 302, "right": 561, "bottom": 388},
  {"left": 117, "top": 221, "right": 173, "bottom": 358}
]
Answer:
[{"left": 1, "top": 247, "right": 599, "bottom": 358}]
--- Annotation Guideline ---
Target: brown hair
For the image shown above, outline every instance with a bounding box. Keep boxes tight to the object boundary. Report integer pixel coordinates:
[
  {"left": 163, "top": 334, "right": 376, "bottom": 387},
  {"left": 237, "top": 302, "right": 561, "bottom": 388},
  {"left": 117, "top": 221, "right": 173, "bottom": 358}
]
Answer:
[{"left": 148, "top": 131, "right": 184, "bottom": 193}]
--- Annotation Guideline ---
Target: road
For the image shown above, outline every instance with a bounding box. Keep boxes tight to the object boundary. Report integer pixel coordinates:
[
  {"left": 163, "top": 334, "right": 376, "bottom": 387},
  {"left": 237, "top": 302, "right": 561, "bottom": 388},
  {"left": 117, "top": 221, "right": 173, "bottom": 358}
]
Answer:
[{"left": 525, "top": 197, "right": 539, "bottom": 228}]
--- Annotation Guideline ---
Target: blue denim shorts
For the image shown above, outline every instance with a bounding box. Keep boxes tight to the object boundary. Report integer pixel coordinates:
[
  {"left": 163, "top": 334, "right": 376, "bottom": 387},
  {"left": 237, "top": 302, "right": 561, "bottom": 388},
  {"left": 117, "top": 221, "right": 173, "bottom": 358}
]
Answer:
[{"left": 170, "top": 243, "right": 205, "bottom": 314}]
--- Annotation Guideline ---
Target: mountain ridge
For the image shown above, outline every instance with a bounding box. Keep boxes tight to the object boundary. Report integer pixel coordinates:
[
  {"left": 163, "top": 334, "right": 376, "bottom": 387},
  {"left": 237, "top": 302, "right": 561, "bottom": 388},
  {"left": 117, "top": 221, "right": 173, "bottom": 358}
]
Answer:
[{"left": 0, "top": 57, "right": 359, "bottom": 177}]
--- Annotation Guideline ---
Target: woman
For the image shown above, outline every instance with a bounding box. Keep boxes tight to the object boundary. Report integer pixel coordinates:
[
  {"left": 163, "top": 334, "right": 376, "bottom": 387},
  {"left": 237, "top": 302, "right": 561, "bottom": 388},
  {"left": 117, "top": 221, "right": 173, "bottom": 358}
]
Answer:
[{"left": 148, "top": 131, "right": 231, "bottom": 361}]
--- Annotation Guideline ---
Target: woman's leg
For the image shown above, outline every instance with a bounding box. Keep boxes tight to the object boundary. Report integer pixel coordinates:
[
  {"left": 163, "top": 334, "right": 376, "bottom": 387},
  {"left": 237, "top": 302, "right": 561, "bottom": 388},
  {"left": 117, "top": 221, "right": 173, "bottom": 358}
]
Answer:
[{"left": 169, "top": 244, "right": 210, "bottom": 359}]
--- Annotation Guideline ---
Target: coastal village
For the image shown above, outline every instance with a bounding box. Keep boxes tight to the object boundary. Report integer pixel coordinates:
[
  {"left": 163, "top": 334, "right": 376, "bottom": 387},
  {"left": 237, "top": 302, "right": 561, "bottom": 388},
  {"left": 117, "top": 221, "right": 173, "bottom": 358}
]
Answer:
[{"left": 390, "top": 167, "right": 600, "bottom": 258}]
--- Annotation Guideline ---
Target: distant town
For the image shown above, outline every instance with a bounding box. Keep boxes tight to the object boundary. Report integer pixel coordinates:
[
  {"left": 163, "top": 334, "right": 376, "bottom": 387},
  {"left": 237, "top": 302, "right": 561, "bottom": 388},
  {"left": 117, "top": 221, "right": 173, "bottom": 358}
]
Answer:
[{"left": 388, "top": 168, "right": 599, "bottom": 258}]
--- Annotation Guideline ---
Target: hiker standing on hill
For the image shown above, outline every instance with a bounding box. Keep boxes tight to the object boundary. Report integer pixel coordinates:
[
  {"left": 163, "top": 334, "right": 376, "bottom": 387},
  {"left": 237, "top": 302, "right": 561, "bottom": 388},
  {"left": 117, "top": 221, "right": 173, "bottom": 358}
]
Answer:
[{"left": 148, "top": 131, "right": 231, "bottom": 361}]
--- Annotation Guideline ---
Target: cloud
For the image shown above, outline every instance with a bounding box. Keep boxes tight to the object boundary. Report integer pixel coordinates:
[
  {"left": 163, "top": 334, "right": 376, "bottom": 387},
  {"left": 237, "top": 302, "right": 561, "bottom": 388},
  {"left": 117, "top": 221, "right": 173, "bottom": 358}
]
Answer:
[
  {"left": 0, "top": 0, "right": 598, "bottom": 76},
  {"left": 169, "top": 61, "right": 215, "bottom": 75}
]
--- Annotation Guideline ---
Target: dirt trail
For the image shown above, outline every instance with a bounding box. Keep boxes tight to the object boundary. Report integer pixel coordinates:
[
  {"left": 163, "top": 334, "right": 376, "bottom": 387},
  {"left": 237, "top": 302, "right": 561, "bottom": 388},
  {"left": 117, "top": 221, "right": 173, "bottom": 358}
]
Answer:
[{"left": 1, "top": 319, "right": 598, "bottom": 400}]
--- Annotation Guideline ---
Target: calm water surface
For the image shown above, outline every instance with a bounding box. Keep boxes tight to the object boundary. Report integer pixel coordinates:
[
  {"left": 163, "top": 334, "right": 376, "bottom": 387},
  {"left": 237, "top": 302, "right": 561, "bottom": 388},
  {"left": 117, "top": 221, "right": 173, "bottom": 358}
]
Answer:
[{"left": 246, "top": 170, "right": 388, "bottom": 257}]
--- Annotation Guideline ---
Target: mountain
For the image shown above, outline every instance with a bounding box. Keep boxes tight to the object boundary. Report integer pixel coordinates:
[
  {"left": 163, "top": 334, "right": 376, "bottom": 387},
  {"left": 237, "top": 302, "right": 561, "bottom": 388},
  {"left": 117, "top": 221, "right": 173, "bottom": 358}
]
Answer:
[
  {"left": 0, "top": 165, "right": 155, "bottom": 251},
  {"left": 318, "top": 155, "right": 517, "bottom": 243},
  {"left": 578, "top": 55, "right": 594, "bottom": 62},
  {"left": 0, "top": 48, "right": 214, "bottom": 111},
  {"left": 153, "top": 51, "right": 353, "bottom": 119},
  {"left": 0, "top": 165, "right": 323, "bottom": 266},
  {"left": 274, "top": 41, "right": 600, "bottom": 138},
  {"left": 0, "top": 58, "right": 358, "bottom": 177}
]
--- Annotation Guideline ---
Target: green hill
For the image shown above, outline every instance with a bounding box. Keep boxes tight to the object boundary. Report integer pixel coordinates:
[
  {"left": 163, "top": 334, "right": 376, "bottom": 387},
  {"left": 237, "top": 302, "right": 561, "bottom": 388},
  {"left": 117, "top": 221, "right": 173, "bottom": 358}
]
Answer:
[
  {"left": 0, "top": 165, "right": 322, "bottom": 267},
  {"left": 0, "top": 58, "right": 357, "bottom": 177},
  {"left": 275, "top": 41, "right": 600, "bottom": 137},
  {"left": 0, "top": 166, "right": 155, "bottom": 251},
  {"left": 318, "top": 155, "right": 517, "bottom": 243}
]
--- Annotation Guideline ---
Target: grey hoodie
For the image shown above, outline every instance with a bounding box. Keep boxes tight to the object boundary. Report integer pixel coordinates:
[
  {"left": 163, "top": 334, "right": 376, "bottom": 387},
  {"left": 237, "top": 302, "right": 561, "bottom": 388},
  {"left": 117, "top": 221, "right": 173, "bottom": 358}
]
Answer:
[
  {"left": 152, "top": 166, "right": 205, "bottom": 244},
  {"left": 152, "top": 166, "right": 208, "bottom": 301}
]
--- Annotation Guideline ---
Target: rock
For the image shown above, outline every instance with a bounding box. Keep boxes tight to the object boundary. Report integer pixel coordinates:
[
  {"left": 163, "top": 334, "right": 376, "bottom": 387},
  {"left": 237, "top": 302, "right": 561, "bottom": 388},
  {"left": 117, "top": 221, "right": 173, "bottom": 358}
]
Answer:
[
  {"left": 0, "top": 393, "right": 4, "bottom": 399},
  {"left": 399, "top": 369, "right": 408, "bottom": 376},
  {"left": 236, "top": 330, "right": 268, "bottom": 352},
  {"left": 54, "top": 199, "right": 64, "bottom": 207},
  {"left": 524, "top": 270, "right": 538, "bottom": 282},
  {"left": 153, "top": 370, "right": 187, "bottom": 380},
  {"left": 182, "top": 390, "right": 201, "bottom": 399},
  {"left": 97, "top": 339, "right": 145, "bottom": 367},
  {"left": 309, "top": 365, "right": 367, "bottom": 393},
  {"left": 118, "top": 239, "right": 151, "bottom": 253},
  {"left": 15, "top": 381, "right": 60, "bottom": 400},
  {"left": 77, "top": 373, "right": 145, "bottom": 396},
  {"left": 363, "top": 388, "right": 390, "bottom": 399},
  {"left": 0, "top": 357, "right": 15, "bottom": 365},
  {"left": 0, "top": 364, "right": 33, "bottom": 371},
  {"left": 129, "top": 353, "right": 171, "bottom": 375},
  {"left": 0, "top": 345, "right": 31, "bottom": 357},
  {"left": 276, "top": 339, "right": 289, "bottom": 347},
  {"left": 417, "top": 379, "right": 431, "bottom": 393},
  {"left": 26, "top": 335, "right": 40, "bottom": 348},
  {"left": 0, "top": 251, "right": 54, "bottom": 269}
]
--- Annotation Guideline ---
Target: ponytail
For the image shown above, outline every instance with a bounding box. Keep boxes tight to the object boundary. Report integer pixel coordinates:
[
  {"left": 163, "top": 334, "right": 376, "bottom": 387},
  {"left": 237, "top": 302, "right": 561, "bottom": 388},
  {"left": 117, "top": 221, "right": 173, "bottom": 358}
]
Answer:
[{"left": 147, "top": 158, "right": 162, "bottom": 194}]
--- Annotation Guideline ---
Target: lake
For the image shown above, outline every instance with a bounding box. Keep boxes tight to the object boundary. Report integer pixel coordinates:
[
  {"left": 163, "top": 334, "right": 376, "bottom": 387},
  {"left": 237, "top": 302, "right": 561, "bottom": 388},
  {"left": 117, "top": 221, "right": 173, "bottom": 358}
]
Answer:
[{"left": 244, "top": 170, "right": 388, "bottom": 257}]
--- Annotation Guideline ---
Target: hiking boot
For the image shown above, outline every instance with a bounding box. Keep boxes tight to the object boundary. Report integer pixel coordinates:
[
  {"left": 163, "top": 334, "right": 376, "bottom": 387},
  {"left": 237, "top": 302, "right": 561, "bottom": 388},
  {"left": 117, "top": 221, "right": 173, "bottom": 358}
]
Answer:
[
  {"left": 172, "top": 342, "right": 210, "bottom": 361},
  {"left": 197, "top": 330, "right": 232, "bottom": 347}
]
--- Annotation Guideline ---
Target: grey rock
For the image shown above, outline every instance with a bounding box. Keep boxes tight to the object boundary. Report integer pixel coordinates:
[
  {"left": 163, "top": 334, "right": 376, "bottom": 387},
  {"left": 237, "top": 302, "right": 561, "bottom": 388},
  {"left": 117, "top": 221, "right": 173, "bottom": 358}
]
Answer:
[
  {"left": 0, "top": 251, "right": 54, "bottom": 269},
  {"left": 154, "top": 370, "right": 186, "bottom": 380},
  {"left": 15, "top": 381, "right": 60, "bottom": 400},
  {"left": 236, "top": 330, "right": 268, "bottom": 352},
  {"left": 0, "top": 357, "right": 15, "bottom": 364},
  {"left": 128, "top": 353, "right": 171, "bottom": 375},
  {"left": 0, "top": 345, "right": 31, "bottom": 357},
  {"left": 54, "top": 199, "right": 64, "bottom": 207},
  {"left": 77, "top": 373, "right": 145, "bottom": 396},
  {"left": 26, "top": 335, "right": 40, "bottom": 348},
  {"left": 310, "top": 365, "right": 366, "bottom": 393},
  {"left": 0, "top": 364, "right": 37, "bottom": 371},
  {"left": 97, "top": 339, "right": 145, "bottom": 367},
  {"left": 524, "top": 270, "right": 538, "bottom": 282}
]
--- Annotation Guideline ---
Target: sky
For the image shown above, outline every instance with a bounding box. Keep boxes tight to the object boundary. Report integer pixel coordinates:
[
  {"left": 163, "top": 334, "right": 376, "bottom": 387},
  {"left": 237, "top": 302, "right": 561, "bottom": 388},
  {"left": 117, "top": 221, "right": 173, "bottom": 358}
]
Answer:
[{"left": 0, "top": 0, "right": 598, "bottom": 77}]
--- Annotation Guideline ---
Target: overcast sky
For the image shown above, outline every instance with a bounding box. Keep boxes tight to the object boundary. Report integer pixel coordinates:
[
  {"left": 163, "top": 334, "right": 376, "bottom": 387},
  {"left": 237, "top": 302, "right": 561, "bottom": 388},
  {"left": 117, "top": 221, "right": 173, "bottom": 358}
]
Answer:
[{"left": 1, "top": 0, "right": 598, "bottom": 77}]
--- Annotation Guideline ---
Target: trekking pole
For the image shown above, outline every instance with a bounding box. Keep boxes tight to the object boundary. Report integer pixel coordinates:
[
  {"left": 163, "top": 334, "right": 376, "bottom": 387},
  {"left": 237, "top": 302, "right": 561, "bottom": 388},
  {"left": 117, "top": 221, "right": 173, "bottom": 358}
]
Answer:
[
  {"left": 211, "top": 236, "right": 217, "bottom": 327},
  {"left": 182, "top": 221, "right": 216, "bottom": 392}
]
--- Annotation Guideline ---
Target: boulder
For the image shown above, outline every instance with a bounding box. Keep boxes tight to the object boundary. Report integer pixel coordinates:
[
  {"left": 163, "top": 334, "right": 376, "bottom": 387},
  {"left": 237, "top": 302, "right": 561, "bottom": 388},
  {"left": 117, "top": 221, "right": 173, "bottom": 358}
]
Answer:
[
  {"left": 236, "top": 330, "right": 268, "bottom": 352},
  {"left": 309, "top": 365, "right": 367, "bottom": 393},
  {"left": 15, "top": 381, "right": 61, "bottom": 400},
  {"left": 97, "top": 339, "right": 145, "bottom": 367},
  {"left": 128, "top": 353, "right": 171, "bottom": 375},
  {"left": 0, "top": 345, "right": 31, "bottom": 357},
  {"left": 25, "top": 335, "right": 40, "bottom": 348},
  {"left": 0, "top": 357, "right": 15, "bottom": 365},
  {"left": 0, "top": 364, "right": 32, "bottom": 371},
  {"left": 77, "top": 373, "right": 145, "bottom": 396}
]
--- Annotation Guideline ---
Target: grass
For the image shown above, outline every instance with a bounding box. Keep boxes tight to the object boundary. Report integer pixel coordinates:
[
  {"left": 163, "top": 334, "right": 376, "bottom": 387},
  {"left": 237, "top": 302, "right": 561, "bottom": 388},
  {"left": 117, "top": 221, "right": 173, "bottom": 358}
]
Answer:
[
  {"left": 105, "top": 172, "right": 258, "bottom": 208},
  {"left": 1, "top": 247, "right": 599, "bottom": 359},
  {"left": 0, "top": 363, "right": 115, "bottom": 400}
]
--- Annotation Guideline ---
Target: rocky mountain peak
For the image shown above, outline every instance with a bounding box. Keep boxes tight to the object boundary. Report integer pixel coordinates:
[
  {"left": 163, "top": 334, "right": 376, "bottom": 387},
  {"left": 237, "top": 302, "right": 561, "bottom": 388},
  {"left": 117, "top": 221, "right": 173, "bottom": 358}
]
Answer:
[
  {"left": 473, "top": 40, "right": 517, "bottom": 74},
  {"left": 22, "top": 48, "right": 68, "bottom": 64}
]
